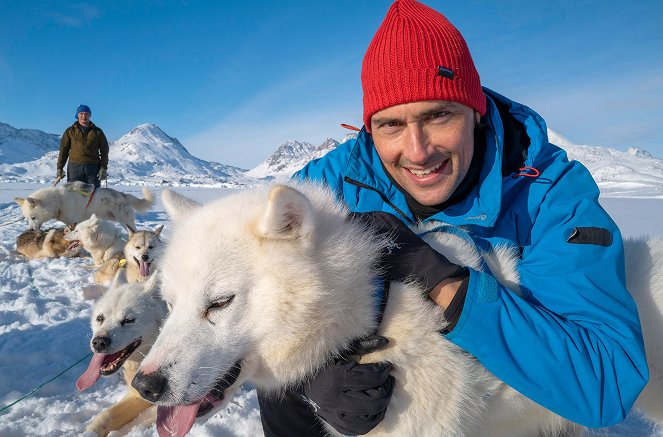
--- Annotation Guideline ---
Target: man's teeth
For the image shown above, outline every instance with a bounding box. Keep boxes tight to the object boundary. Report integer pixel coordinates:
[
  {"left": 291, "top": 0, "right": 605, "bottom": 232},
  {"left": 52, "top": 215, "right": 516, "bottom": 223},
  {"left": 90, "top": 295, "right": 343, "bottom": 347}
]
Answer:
[{"left": 409, "top": 162, "right": 444, "bottom": 176}]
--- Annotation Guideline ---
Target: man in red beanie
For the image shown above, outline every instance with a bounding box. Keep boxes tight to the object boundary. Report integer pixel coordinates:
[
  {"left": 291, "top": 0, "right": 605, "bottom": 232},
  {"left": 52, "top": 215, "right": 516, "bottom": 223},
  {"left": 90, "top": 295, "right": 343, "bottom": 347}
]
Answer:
[{"left": 258, "top": 0, "right": 648, "bottom": 435}]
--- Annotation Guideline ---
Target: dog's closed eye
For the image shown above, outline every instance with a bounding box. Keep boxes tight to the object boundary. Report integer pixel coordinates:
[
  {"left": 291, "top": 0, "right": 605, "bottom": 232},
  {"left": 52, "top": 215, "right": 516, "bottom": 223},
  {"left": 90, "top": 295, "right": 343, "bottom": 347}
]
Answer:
[
  {"left": 121, "top": 317, "right": 136, "bottom": 326},
  {"left": 204, "top": 295, "right": 235, "bottom": 324}
]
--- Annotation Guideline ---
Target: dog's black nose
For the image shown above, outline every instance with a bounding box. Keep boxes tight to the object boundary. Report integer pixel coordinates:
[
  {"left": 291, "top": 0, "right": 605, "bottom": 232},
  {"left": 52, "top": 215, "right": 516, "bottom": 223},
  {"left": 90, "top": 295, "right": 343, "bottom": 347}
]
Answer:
[
  {"left": 132, "top": 370, "right": 167, "bottom": 402},
  {"left": 141, "top": 254, "right": 149, "bottom": 261},
  {"left": 92, "top": 336, "right": 111, "bottom": 353}
]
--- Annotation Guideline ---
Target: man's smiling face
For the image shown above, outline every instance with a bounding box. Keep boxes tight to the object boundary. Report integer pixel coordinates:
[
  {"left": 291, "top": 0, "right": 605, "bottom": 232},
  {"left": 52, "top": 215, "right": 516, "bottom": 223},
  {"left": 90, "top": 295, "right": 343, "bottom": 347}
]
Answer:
[{"left": 370, "top": 100, "right": 478, "bottom": 206}]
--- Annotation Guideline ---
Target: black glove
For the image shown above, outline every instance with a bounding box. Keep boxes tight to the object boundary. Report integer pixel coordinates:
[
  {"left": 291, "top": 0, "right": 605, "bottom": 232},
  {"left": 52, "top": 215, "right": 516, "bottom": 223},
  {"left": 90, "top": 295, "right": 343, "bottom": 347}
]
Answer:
[
  {"left": 300, "top": 335, "right": 394, "bottom": 435},
  {"left": 349, "top": 211, "right": 467, "bottom": 293}
]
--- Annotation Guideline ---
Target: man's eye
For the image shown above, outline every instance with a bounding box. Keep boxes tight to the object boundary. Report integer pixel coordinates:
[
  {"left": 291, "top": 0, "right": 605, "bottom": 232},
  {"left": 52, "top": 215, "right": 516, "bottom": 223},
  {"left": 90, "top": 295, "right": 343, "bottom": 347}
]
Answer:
[{"left": 429, "top": 111, "right": 449, "bottom": 120}]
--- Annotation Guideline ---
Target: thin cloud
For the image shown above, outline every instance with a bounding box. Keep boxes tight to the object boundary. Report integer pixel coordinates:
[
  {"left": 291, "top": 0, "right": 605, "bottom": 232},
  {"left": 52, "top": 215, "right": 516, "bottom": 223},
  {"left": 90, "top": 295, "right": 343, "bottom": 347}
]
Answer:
[
  {"left": 184, "top": 59, "right": 361, "bottom": 168},
  {"left": 45, "top": 4, "right": 101, "bottom": 27},
  {"left": 512, "top": 69, "right": 663, "bottom": 155}
]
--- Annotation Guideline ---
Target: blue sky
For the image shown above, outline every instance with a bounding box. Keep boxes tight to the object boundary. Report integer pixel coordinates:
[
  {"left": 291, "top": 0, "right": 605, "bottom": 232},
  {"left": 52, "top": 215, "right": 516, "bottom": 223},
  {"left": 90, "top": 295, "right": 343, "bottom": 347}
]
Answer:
[{"left": 1, "top": 0, "right": 662, "bottom": 168}]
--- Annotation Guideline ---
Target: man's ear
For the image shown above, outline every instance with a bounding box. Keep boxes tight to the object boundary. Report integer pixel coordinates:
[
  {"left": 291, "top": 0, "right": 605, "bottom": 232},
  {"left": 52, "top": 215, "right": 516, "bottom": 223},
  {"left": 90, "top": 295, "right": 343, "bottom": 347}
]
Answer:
[
  {"left": 254, "top": 185, "right": 314, "bottom": 243},
  {"left": 161, "top": 190, "right": 200, "bottom": 222}
]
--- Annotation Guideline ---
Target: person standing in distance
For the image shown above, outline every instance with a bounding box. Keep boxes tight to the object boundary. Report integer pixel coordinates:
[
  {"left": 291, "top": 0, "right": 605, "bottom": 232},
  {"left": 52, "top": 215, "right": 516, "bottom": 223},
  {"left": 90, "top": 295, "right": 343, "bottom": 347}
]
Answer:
[{"left": 56, "top": 104, "right": 109, "bottom": 188}]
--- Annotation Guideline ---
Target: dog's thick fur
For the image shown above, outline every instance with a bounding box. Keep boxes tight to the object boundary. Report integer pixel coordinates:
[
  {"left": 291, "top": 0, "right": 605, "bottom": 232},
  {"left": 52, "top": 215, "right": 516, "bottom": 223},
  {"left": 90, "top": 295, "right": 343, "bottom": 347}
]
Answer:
[
  {"left": 137, "top": 183, "right": 662, "bottom": 437},
  {"left": 64, "top": 214, "right": 125, "bottom": 267},
  {"left": 15, "top": 227, "right": 80, "bottom": 259},
  {"left": 95, "top": 224, "right": 165, "bottom": 285},
  {"left": 76, "top": 271, "right": 167, "bottom": 437},
  {"left": 14, "top": 181, "right": 153, "bottom": 230}
]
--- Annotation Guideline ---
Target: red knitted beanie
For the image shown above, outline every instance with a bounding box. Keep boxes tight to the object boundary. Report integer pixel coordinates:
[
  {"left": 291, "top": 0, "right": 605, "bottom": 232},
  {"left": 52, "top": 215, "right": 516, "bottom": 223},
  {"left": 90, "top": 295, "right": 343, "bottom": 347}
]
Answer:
[{"left": 362, "top": 0, "right": 486, "bottom": 130}]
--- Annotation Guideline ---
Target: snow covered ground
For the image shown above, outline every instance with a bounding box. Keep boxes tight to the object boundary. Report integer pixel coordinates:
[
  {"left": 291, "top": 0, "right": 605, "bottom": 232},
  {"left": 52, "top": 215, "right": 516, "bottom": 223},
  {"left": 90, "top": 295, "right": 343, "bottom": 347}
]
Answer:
[{"left": 0, "top": 182, "right": 661, "bottom": 437}]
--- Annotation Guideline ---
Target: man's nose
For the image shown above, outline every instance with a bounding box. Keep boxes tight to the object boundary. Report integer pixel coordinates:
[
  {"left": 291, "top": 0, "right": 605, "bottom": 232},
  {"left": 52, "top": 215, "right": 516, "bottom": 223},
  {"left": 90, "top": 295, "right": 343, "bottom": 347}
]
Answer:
[{"left": 403, "top": 123, "right": 431, "bottom": 164}]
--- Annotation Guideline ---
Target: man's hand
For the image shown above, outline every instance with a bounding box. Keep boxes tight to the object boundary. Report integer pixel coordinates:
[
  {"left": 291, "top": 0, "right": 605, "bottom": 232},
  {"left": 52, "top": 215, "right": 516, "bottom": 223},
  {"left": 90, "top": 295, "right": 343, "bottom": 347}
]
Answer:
[
  {"left": 300, "top": 335, "right": 394, "bottom": 435},
  {"left": 97, "top": 167, "right": 107, "bottom": 181},
  {"left": 56, "top": 168, "right": 65, "bottom": 179},
  {"left": 349, "top": 211, "right": 467, "bottom": 294}
]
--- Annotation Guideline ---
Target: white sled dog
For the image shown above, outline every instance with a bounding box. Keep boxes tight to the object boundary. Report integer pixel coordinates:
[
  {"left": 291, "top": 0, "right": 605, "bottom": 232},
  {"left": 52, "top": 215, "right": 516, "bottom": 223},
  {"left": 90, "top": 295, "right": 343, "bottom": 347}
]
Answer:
[
  {"left": 133, "top": 183, "right": 662, "bottom": 437},
  {"left": 95, "top": 224, "right": 165, "bottom": 285},
  {"left": 76, "top": 270, "right": 167, "bottom": 437},
  {"left": 64, "top": 214, "right": 125, "bottom": 267},
  {"left": 14, "top": 181, "right": 153, "bottom": 230}
]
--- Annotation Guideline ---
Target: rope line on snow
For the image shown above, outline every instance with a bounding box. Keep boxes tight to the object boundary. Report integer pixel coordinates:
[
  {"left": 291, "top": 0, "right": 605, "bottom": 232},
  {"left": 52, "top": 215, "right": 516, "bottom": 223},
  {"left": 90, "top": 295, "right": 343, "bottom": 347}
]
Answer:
[
  {"left": 25, "top": 261, "right": 41, "bottom": 296},
  {"left": 0, "top": 217, "right": 24, "bottom": 228},
  {"left": 0, "top": 352, "right": 92, "bottom": 414}
]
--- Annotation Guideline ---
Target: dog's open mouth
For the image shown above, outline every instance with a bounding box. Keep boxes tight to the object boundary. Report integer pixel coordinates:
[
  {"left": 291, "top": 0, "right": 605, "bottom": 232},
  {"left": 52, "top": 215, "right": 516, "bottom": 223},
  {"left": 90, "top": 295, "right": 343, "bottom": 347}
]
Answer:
[
  {"left": 76, "top": 338, "right": 142, "bottom": 391},
  {"left": 155, "top": 361, "right": 242, "bottom": 437},
  {"left": 134, "top": 257, "right": 152, "bottom": 277},
  {"left": 67, "top": 240, "right": 81, "bottom": 252}
]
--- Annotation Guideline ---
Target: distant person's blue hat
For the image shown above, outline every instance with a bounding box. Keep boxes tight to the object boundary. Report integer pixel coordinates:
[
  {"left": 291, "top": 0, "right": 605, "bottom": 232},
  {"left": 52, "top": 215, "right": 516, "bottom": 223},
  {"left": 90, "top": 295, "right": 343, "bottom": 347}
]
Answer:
[{"left": 75, "top": 104, "right": 92, "bottom": 119}]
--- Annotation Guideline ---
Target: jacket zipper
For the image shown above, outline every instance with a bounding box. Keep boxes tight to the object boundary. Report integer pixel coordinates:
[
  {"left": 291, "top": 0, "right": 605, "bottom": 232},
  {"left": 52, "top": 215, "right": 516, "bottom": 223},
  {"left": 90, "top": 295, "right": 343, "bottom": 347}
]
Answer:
[{"left": 343, "top": 176, "right": 415, "bottom": 225}]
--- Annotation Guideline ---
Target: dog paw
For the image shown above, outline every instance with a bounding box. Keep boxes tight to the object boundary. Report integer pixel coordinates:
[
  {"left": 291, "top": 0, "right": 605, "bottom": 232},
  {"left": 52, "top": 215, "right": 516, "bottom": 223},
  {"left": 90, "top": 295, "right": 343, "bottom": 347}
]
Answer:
[{"left": 84, "top": 424, "right": 108, "bottom": 437}]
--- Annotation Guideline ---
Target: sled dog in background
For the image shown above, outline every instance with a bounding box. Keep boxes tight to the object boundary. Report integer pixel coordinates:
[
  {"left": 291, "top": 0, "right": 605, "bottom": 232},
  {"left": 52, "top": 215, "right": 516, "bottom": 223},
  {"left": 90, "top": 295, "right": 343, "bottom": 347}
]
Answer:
[
  {"left": 132, "top": 183, "right": 663, "bottom": 437},
  {"left": 14, "top": 181, "right": 153, "bottom": 230},
  {"left": 63, "top": 214, "right": 125, "bottom": 267},
  {"left": 95, "top": 224, "right": 165, "bottom": 285},
  {"left": 76, "top": 270, "right": 167, "bottom": 437},
  {"left": 15, "top": 227, "right": 81, "bottom": 259}
]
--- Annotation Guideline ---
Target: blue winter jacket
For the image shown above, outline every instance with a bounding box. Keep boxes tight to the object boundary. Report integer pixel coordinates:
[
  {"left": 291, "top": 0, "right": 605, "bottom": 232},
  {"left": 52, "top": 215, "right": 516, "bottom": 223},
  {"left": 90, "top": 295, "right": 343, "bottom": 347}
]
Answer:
[{"left": 293, "top": 88, "right": 648, "bottom": 428}]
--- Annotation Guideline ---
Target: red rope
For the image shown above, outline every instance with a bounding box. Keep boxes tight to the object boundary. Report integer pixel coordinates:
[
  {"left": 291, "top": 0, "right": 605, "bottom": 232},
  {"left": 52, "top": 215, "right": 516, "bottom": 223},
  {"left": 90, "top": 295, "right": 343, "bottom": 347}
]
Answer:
[
  {"left": 85, "top": 188, "right": 96, "bottom": 209},
  {"left": 340, "top": 123, "right": 361, "bottom": 131},
  {"left": 512, "top": 166, "right": 540, "bottom": 178}
]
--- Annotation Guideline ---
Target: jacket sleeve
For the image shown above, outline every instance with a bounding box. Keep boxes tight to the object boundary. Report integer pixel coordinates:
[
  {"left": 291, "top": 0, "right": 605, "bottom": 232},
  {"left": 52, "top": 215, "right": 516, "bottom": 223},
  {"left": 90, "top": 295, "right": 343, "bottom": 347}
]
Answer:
[
  {"left": 98, "top": 129, "right": 109, "bottom": 169},
  {"left": 57, "top": 128, "right": 71, "bottom": 170},
  {"left": 446, "top": 161, "right": 649, "bottom": 427}
]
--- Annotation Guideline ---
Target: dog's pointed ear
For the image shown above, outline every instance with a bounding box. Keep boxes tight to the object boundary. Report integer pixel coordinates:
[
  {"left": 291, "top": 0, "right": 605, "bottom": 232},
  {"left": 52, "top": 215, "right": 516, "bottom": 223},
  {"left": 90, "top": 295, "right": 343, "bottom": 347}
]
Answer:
[
  {"left": 22, "top": 197, "right": 39, "bottom": 207},
  {"left": 161, "top": 190, "right": 200, "bottom": 222},
  {"left": 90, "top": 213, "right": 99, "bottom": 223},
  {"left": 154, "top": 224, "right": 164, "bottom": 237},
  {"left": 126, "top": 224, "right": 136, "bottom": 239},
  {"left": 255, "top": 185, "right": 314, "bottom": 242},
  {"left": 14, "top": 197, "right": 25, "bottom": 206},
  {"left": 110, "top": 267, "right": 128, "bottom": 289}
]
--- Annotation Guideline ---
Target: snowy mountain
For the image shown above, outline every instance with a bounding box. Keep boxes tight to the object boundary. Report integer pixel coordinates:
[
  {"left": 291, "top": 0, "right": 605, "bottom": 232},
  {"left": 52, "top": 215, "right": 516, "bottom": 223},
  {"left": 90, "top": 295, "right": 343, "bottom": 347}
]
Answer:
[
  {"left": 0, "top": 123, "right": 256, "bottom": 187},
  {"left": 246, "top": 137, "right": 346, "bottom": 179},
  {"left": 109, "top": 124, "right": 254, "bottom": 186},
  {"left": 548, "top": 130, "right": 663, "bottom": 198},
  {"left": 0, "top": 120, "right": 661, "bottom": 197},
  {"left": 0, "top": 122, "right": 60, "bottom": 164}
]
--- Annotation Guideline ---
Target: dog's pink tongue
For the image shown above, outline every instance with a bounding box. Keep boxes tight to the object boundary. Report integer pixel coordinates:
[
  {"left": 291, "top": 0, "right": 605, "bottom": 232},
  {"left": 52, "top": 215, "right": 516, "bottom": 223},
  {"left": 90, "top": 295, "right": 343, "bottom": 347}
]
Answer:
[
  {"left": 156, "top": 402, "right": 201, "bottom": 437},
  {"left": 139, "top": 261, "right": 150, "bottom": 277},
  {"left": 76, "top": 353, "right": 105, "bottom": 391}
]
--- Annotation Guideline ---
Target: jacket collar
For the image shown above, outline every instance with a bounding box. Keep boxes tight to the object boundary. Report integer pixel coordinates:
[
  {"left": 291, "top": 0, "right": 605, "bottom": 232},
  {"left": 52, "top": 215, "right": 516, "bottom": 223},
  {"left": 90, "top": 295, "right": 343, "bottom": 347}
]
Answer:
[{"left": 343, "top": 91, "right": 507, "bottom": 228}]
